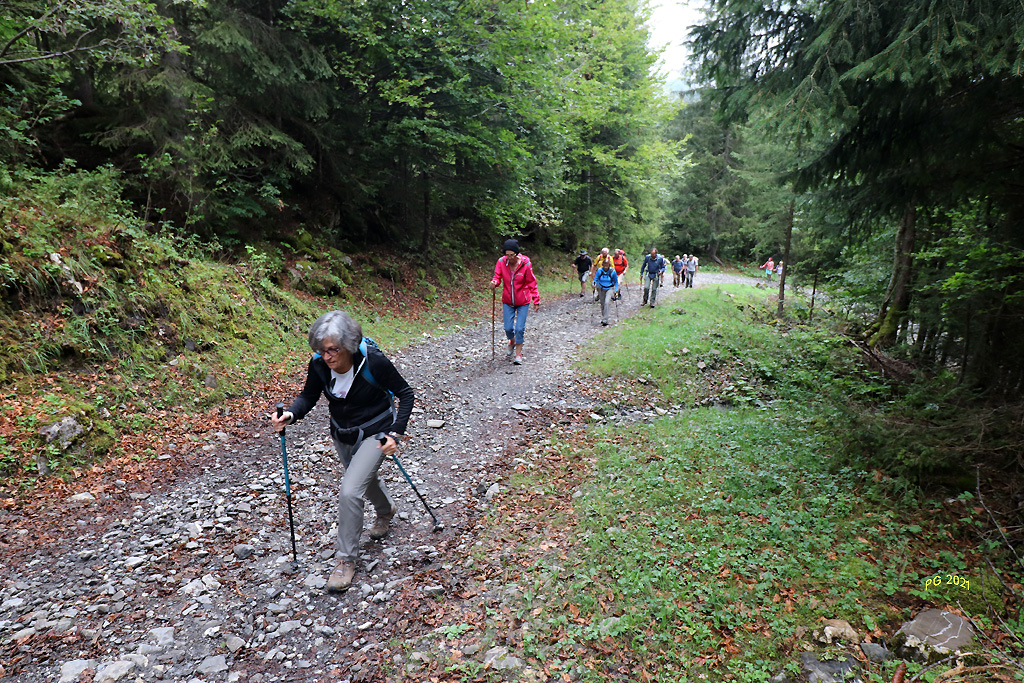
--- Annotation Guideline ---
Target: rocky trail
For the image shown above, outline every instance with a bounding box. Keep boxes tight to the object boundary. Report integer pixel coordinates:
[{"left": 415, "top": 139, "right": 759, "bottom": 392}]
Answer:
[{"left": 0, "top": 272, "right": 760, "bottom": 683}]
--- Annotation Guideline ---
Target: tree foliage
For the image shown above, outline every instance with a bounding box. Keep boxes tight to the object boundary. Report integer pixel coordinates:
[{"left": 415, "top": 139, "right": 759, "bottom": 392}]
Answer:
[
  {"left": 1, "top": 0, "right": 674, "bottom": 252},
  {"left": 688, "top": 0, "right": 1024, "bottom": 393}
]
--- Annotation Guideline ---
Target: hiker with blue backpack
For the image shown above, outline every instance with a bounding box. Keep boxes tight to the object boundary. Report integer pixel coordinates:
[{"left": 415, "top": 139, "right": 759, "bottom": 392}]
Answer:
[
  {"left": 271, "top": 310, "right": 415, "bottom": 593},
  {"left": 592, "top": 259, "right": 619, "bottom": 326}
]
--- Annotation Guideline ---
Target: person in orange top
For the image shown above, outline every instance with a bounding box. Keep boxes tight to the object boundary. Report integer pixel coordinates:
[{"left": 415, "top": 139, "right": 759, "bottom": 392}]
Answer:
[
  {"left": 612, "top": 249, "right": 629, "bottom": 300},
  {"left": 491, "top": 239, "right": 540, "bottom": 365}
]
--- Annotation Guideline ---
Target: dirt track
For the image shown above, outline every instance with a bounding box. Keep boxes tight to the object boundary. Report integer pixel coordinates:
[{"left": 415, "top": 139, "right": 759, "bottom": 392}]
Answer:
[{"left": 0, "top": 271, "right": 761, "bottom": 682}]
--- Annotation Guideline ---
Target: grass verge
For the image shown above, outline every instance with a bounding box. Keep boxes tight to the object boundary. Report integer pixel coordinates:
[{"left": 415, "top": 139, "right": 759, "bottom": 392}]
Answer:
[{"left": 408, "top": 285, "right": 1022, "bottom": 682}]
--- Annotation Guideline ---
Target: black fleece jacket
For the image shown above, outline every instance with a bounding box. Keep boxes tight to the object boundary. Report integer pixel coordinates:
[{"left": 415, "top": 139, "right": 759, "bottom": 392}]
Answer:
[{"left": 287, "top": 346, "right": 415, "bottom": 442}]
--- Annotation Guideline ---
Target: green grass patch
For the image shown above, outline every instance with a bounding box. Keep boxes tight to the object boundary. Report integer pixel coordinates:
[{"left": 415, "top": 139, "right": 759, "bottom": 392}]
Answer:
[
  {"left": 582, "top": 285, "right": 887, "bottom": 409},
  {"left": 429, "top": 287, "right": 1023, "bottom": 683}
]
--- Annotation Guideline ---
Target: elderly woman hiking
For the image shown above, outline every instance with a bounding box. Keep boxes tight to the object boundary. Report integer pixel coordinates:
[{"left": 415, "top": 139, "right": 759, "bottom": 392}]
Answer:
[
  {"left": 491, "top": 239, "right": 540, "bottom": 365},
  {"left": 271, "top": 310, "right": 415, "bottom": 592}
]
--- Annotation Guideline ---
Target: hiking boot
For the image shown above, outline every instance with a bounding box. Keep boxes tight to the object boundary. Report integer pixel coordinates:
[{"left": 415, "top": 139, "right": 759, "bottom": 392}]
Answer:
[
  {"left": 369, "top": 507, "right": 396, "bottom": 540},
  {"left": 601, "top": 321, "right": 608, "bottom": 326},
  {"left": 327, "top": 560, "right": 356, "bottom": 593},
  {"left": 513, "top": 354, "right": 524, "bottom": 365},
  {"left": 505, "top": 340, "right": 514, "bottom": 359}
]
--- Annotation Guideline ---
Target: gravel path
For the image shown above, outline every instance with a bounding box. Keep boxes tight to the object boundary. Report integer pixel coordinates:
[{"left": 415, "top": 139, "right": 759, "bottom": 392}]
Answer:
[{"left": 0, "top": 270, "right": 761, "bottom": 683}]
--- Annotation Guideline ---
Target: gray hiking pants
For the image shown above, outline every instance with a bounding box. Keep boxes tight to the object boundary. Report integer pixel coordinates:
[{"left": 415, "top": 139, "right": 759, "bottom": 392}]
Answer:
[
  {"left": 331, "top": 433, "right": 395, "bottom": 561},
  {"left": 643, "top": 276, "right": 660, "bottom": 306},
  {"left": 598, "top": 286, "right": 614, "bottom": 323}
]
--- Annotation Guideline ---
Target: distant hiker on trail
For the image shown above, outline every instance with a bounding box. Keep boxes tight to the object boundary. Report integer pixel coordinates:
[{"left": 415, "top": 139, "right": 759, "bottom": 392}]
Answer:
[
  {"left": 612, "top": 249, "right": 629, "bottom": 299},
  {"left": 685, "top": 254, "right": 698, "bottom": 288},
  {"left": 672, "top": 255, "right": 684, "bottom": 287},
  {"left": 271, "top": 310, "right": 415, "bottom": 593},
  {"left": 761, "top": 257, "right": 775, "bottom": 281},
  {"left": 573, "top": 250, "right": 592, "bottom": 298},
  {"left": 492, "top": 239, "right": 540, "bottom": 365},
  {"left": 592, "top": 258, "right": 619, "bottom": 326},
  {"left": 776, "top": 261, "right": 784, "bottom": 280},
  {"left": 591, "top": 248, "right": 614, "bottom": 301},
  {"left": 640, "top": 248, "right": 666, "bottom": 308}
]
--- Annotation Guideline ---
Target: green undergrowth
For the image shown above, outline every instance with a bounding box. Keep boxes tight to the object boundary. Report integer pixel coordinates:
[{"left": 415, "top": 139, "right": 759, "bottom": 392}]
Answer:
[
  {"left": 0, "top": 167, "right": 491, "bottom": 490},
  {"left": 416, "top": 286, "right": 1022, "bottom": 682},
  {"left": 582, "top": 285, "right": 886, "bottom": 410}
]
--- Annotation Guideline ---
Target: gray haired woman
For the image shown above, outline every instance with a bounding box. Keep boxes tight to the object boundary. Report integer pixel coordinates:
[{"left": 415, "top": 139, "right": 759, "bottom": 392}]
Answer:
[{"left": 271, "top": 310, "right": 415, "bottom": 592}]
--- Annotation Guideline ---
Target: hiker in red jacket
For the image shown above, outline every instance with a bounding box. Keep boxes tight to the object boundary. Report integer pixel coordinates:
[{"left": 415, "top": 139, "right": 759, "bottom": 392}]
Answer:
[{"left": 491, "top": 239, "right": 540, "bottom": 365}]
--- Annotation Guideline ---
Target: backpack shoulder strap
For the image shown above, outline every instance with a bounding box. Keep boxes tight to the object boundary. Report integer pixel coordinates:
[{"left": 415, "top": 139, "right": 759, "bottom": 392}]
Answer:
[{"left": 358, "top": 338, "right": 378, "bottom": 389}]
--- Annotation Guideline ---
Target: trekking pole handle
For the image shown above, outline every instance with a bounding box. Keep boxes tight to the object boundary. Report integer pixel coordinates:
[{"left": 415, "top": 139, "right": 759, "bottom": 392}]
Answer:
[{"left": 276, "top": 402, "right": 286, "bottom": 437}]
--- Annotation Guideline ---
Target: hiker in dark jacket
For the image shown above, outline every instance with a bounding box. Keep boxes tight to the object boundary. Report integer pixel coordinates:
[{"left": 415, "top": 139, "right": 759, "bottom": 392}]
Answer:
[
  {"left": 639, "top": 248, "right": 666, "bottom": 308},
  {"left": 272, "top": 310, "right": 415, "bottom": 593}
]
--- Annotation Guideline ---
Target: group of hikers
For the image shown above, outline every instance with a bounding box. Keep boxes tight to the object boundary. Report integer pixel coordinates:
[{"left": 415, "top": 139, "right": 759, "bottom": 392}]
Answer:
[{"left": 573, "top": 247, "right": 700, "bottom": 323}]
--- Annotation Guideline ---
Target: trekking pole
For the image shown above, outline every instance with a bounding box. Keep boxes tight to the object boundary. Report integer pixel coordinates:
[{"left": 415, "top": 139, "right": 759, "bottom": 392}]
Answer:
[
  {"left": 491, "top": 287, "right": 496, "bottom": 360},
  {"left": 275, "top": 403, "right": 299, "bottom": 566},
  {"left": 377, "top": 434, "right": 444, "bottom": 533}
]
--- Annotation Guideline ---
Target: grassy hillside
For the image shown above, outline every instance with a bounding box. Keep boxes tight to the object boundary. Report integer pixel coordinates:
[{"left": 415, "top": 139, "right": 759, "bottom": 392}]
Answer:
[{"left": 0, "top": 167, "right": 572, "bottom": 497}]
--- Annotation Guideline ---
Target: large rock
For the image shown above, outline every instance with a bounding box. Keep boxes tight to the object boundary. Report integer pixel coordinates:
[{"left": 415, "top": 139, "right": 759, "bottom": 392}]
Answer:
[
  {"left": 772, "top": 653, "right": 862, "bottom": 683},
  {"left": 39, "top": 417, "right": 84, "bottom": 450},
  {"left": 892, "top": 609, "right": 975, "bottom": 663}
]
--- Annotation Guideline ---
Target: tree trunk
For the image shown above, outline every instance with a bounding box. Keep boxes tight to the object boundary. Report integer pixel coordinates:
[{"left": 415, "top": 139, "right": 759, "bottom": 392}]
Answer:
[
  {"left": 776, "top": 199, "right": 794, "bottom": 318},
  {"left": 420, "top": 170, "right": 432, "bottom": 252},
  {"left": 868, "top": 202, "right": 917, "bottom": 348},
  {"left": 706, "top": 239, "right": 724, "bottom": 266},
  {"left": 809, "top": 270, "right": 818, "bottom": 322}
]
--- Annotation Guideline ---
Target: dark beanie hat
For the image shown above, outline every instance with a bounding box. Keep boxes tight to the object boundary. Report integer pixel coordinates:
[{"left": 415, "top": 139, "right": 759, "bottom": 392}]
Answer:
[{"left": 503, "top": 239, "right": 520, "bottom": 254}]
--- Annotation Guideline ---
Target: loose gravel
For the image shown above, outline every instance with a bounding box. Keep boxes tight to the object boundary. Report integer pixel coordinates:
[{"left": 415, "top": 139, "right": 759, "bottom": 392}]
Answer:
[{"left": 0, "top": 271, "right": 761, "bottom": 683}]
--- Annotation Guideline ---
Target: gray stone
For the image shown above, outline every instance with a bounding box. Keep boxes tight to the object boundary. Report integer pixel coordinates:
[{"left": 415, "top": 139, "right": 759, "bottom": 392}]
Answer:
[
  {"left": 197, "top": 654, "right": 229, "bottom": 674},
  {"left": 68, "top": 492, "right": 96, "bottom": 503},
  {"left": 485, "top": 483, "right": 500, "bottom": 500},
  {"left": 233, "top": 544, "right": 255, "bottom": 559},
  {"left": 59, "top": 659, "right": 96, "bottom": 683},
  {"left": 9, "top": 627, "right": 36, "bottom": 641},
  {"left": 894, "top": 609, "right": 975, "bottom": 663},
  {"left": 225, "top": 635, "right": 246, "bottom": 652},
  {"left": 482, "top": 646, "right": 525, "bottom": 670},
  {"left": 94, "top": 660, "right": 136, "bottom": 683},
  {"left": 150, "top": 626, "right": 175, "bottom": 647},
  {"left": 427, "top": 419, "right": 445, "bottom": 428},
  {"left": 39, "top": 417, "right": 84, "bottom": 450},
  {"left": 816, "top": 618, "right": 860, "bottom": 644},
  {"left": 860, "top": 642, "right": 893, "bottom": 663},
  {"left": 798, "top": 652, "right": 862, "bottom": 683},
  {"left": 511, "top": 404, "right": 531, "bottom": 411},
  {"left": 422, "top": 585, "right": 444, "bottom": 597},
  {"left": 303, "top": 574, "right": 327, "bottom": 589},
  {"left": 277, "top": 620, "right": 302, "bottom": 634}
]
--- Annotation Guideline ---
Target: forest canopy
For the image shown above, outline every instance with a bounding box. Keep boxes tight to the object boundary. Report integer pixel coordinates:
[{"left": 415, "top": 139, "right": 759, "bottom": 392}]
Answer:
[{"left": 1, "top": 0, "right": 675, "bottom": 251}]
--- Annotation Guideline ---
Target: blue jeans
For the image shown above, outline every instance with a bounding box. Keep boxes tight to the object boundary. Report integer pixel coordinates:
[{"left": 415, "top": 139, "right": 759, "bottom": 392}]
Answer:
[{"left": 503, "top": 303, "right": 529, "bottom": 344}]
